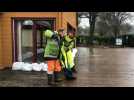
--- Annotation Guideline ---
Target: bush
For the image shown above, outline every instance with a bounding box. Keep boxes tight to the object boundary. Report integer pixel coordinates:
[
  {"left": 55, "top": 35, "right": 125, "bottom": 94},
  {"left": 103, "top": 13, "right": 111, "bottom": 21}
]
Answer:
[{"left": 76, "top": 35, "right": 115, "bottom": 46}]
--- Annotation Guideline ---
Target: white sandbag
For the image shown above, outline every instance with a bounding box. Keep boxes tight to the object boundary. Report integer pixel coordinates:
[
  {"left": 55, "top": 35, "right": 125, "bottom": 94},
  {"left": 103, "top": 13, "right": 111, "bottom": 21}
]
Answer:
[
  {"left": 12, "top": 62, "right": 24, "bottom": 70},
  {"left": 40, "top": 63, "right": 48, "bottom": 71},
  {"left": 32, "top": 63, "right": 42, "bottom": 71},
  {"left": 21, "top": 63, "right": 33, "bottom": 71},
  {"left": 72, "top": 48, "right": 78, "bottom": 66},
  {"left": 72, "top": 48, "right": 78, "bottom": 58}
]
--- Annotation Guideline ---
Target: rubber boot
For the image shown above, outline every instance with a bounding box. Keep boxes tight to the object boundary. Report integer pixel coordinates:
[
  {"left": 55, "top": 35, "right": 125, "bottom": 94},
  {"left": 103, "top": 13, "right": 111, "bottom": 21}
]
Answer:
[
  {"left": 54, "top": 72, "right": 64, "bottom": 82},
  {"left": 64, "top": 69, "right": 76, "bottom": 80},
  {"left": 71, "top": 66, "right": 77, "bottom": 73},
  {"left": 47, "top": 74, "right": 55, "bottom": 85}
]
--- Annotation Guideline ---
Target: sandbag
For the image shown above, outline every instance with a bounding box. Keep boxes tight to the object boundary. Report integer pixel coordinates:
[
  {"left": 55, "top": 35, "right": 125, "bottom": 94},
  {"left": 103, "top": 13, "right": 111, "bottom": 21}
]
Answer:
[
  {"left": 72, "top": 48, "right": 77, "bottom": 58},
  {"left": 12, "top": 62, "right": 48, "bottom": 72},
  {"left": 40, "top": 63, "right": 47, "bottom": 71},
  {"left": 12, "top": 62, "right": 24, "bottom": 70},
  {"left": 72, "top": 48, "right": 78, "bottom": 66},
  {"left": 32, "top": 63, "right": 42, "bottom": 71},
  {"left": 21, "top": 63, "right": 33, "bottom": 71}
]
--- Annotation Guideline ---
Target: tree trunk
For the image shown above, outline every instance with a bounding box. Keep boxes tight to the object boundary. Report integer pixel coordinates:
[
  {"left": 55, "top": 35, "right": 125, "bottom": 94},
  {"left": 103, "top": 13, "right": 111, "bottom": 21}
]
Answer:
[{"left": 89, "top": 13, "right": 96, "bottom": 55}]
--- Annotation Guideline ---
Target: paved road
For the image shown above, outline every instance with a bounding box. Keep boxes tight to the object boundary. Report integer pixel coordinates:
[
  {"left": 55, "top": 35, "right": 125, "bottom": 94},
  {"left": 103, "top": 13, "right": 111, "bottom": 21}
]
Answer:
[{"left": 1, "top": 47, "right": 134, "bottom": 87}]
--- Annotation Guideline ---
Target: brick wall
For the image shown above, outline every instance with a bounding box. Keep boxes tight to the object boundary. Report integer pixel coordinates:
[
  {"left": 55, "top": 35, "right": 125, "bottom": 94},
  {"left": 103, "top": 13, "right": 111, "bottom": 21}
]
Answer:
[
  {"left": 62, "top": 12, "right": 77, "bottom": 32},
  {"left": 0, "top": 15, "right": 2, "bottom": 67}
]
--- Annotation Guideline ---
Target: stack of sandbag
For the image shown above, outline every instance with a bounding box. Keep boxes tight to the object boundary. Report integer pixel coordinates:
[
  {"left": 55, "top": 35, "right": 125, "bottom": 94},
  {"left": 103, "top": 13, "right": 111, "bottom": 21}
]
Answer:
[
  {"left": 22, "top": 63, "right": 33, "bottom": 71},
  {"left": 12, "top": 62, "right": 25, "bottom": 71},
  {"left": 12, "top": 62, "right": 47, "bottom": 72},
  {"left": 32, "top": 63, "right": 42, "bottom": 71},
  {"left": 40, "top": 63, "right": 47, "bottom": 71}
]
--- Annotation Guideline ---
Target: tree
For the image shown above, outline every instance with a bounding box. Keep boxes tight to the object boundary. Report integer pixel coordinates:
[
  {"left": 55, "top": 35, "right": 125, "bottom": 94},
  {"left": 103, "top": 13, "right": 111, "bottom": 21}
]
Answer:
[
  {"left": 78, "top": 12, "right": 98, "bottom": 40},
  {"left": 120, "top": 23, "right": 132, "bottom": 35},
  {"left": 78, "top": 26, "right": 89, "bottom": 36},
  {"left": 78, "top": 12, "right": 99, "bottom": 54},
  {"left": 96, "top": 12, "right": 132, "bottom": 37},
  {"left": 95, "top": 20, "right": 111, "bottom": 37},
  {"left": 103, "top": 12, "right": 131, "bottom": 37},
  {"left": 95, "top": 12, "right": 113, "bottom": 37}
]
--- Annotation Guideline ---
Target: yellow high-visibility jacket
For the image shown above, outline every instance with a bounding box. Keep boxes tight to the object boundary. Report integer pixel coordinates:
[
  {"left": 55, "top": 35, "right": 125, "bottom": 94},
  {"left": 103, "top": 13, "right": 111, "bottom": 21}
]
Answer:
[{"left": 60, "top": 35, "right": 75, "bottom": 69}]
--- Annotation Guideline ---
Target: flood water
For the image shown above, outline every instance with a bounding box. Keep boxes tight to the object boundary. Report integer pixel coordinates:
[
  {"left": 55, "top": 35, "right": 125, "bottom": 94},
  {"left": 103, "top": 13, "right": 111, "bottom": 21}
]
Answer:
[{"left": 1, "top": 47, "right": 134, "bottom": 87}]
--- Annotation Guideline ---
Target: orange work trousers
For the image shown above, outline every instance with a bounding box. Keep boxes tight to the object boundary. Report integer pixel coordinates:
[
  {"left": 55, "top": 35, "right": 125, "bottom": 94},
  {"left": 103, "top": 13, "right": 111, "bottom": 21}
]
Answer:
[{"left": 47, "top": 60, "right": 62, "bottom": 74}]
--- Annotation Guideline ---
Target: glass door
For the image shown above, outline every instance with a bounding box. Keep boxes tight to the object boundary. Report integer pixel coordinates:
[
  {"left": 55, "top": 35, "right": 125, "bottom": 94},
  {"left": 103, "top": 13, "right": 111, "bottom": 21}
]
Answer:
[
  {"left": 22, "top": 20, "right": 33, "bottom": 62},
  {"left": 13, "top": 18, "right": 55, "bottom": 63},
  {"left": 16, "top": 20, "right": 34, "bottom": 62}
]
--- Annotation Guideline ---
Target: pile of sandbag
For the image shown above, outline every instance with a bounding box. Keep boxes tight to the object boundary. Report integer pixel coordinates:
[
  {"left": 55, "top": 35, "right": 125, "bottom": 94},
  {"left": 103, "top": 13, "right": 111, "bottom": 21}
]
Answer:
[
  {"left": 12, "top": 48, "right": 77, "bottom": 72},
  {"left": 12, "top": 62, "right": 47, "bottom": 72}
]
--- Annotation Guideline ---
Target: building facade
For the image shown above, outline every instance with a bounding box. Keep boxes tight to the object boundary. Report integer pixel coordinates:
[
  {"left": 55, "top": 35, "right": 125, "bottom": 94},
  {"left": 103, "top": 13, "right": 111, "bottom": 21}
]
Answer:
[{"left": 0, "top": 12, "right": 77, "bottom": 69}]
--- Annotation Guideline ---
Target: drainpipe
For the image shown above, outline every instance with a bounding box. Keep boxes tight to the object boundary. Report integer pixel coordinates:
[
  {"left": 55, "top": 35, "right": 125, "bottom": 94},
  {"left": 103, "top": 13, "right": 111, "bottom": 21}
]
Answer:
[
  {"left": 58, "top": 12, "right": 63, "bottom": 30},
  {"left": 18, "top": 21, "right": 22, "bottom": 62}
]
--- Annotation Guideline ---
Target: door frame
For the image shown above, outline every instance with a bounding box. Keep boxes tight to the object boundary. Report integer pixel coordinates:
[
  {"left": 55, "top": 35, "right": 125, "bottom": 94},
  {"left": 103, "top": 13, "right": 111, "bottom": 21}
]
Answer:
[{"left": 11, "top": 17, "right": 56, "bottom": 62}]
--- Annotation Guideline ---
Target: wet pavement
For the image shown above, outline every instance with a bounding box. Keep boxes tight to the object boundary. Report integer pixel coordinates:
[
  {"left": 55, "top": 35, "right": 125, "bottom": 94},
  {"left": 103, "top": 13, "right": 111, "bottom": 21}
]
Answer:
[{"left": 1, "top": 47, "right": 134, "bottom": 87}]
